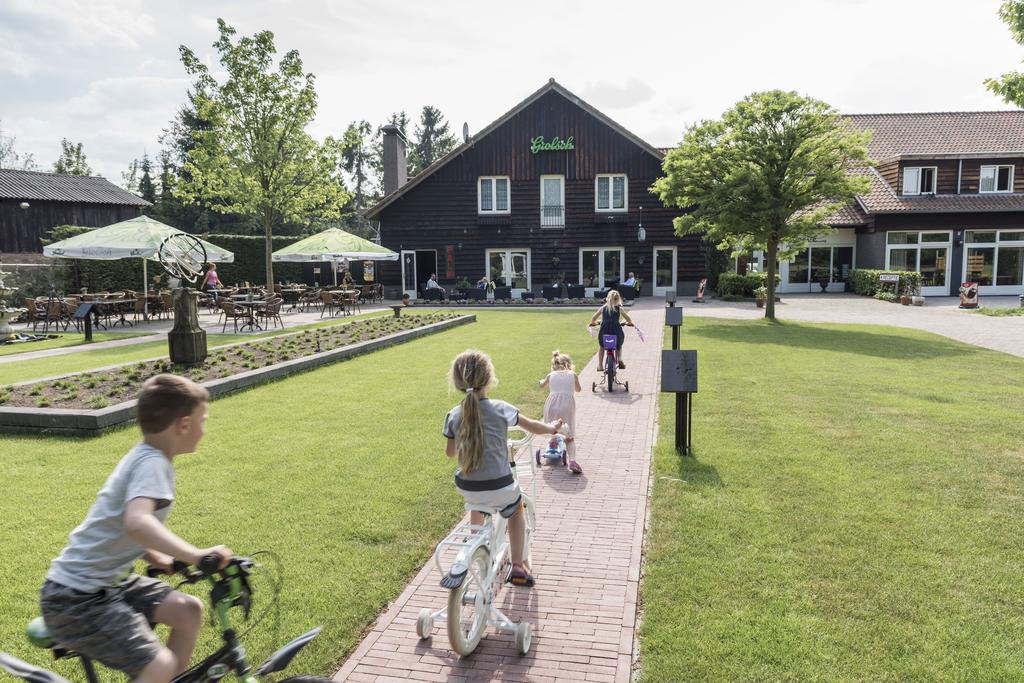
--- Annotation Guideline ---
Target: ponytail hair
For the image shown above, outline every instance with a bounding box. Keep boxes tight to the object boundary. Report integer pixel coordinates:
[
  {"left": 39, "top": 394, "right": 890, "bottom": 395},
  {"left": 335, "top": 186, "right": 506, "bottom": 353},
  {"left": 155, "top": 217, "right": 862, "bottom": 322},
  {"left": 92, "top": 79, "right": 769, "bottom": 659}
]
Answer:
[
  {"left": 551, "top": 350, "right": 574, "bottom": 372},
  {"left": 449, "top": 350, "right": 497, "bottom": 474}
]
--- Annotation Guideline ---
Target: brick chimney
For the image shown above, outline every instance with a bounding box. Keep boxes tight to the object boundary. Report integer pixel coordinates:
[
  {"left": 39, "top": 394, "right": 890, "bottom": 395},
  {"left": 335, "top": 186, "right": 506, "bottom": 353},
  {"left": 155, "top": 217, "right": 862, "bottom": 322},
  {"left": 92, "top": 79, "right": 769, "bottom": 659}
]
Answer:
[{"left": 381, "top": 124, "right": 408, "bottom": 195}]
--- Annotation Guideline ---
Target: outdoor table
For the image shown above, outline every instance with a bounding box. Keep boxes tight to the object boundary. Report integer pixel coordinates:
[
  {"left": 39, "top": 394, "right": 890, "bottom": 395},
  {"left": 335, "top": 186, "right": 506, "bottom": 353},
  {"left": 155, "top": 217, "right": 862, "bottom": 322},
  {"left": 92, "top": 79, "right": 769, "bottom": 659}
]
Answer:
[
  {"left": 234, "top": 300, "right": 265, "bottom": 332},
  {"left": 92, "top": 298, "right": 136, "bottom": 328}
]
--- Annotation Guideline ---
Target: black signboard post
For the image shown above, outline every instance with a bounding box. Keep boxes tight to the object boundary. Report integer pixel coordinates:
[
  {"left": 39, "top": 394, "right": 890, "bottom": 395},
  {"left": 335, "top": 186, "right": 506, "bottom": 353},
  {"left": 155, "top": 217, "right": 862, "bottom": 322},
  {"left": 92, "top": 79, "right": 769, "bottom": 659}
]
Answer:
[
  {"left": 71, "top": 303, "right": 96, "bottom": 343},
  {"left": 662, "top": 293, "right": 697, "bottom": 455}
]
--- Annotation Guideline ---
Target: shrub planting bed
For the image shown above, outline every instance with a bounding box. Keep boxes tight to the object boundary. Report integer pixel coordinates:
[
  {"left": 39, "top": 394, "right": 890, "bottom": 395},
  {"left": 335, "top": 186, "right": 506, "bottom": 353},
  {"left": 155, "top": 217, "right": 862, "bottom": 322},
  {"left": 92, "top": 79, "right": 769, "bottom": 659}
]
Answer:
[{"left": 0, "top": 312, "right": 463, "bottom": 412}]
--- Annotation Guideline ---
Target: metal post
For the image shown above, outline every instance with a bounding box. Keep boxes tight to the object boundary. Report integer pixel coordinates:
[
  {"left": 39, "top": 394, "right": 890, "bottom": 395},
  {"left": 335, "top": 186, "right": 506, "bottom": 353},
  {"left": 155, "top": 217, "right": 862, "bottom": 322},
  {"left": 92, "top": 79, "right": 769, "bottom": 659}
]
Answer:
[{"left": 672, "top": 326, "right": 679, "bottom": 350}]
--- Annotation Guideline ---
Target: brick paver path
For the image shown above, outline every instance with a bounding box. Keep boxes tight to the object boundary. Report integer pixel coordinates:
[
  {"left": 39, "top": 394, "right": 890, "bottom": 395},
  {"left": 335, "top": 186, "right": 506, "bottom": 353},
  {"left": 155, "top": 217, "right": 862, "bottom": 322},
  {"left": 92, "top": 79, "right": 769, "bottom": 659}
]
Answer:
[{"left": 333, "top": 302, "right": 665, "bottom": 682}]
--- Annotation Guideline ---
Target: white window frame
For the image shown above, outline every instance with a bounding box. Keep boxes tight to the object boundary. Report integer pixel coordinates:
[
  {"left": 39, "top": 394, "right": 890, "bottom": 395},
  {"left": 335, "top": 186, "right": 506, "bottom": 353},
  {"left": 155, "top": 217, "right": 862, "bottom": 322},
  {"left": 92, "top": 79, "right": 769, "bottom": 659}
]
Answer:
[
  {"left": 884, "top": 230, "right": 952, "bottom": 296},
  {"left": 484, "top": 247, "right": 531, "bottom": 294},
  {"left": 962, "top": 229, "right": 1024, "bottom": 294},
  {"left": 979, "top": 165, "right": 1014, "bottom": 194},
  {"left": 477, "top": 176, "right": 511, "bottom": 214},
  {"left": 595, "top": 174, "right": 628, "bottom": 212},
  {"left": 902, "top": 166, "right": 937, "bottom": 195},
  {"left": 578, "top": 246, "right": 625, "bottom": 294},
  {"left": 540, "top": 175, "right": 565, "bottom": 227}
]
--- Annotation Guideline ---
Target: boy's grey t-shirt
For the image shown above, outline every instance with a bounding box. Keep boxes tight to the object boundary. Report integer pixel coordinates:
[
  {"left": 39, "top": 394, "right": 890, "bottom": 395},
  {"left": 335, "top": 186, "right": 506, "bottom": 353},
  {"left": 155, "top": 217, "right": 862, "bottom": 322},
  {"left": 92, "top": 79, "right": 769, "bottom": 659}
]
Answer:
[
  {"left": 443, "top": 398, "right": 519, "bottom": 485},
  {"left": 47, "top": 443, "right": 175, "bottom": 592}
]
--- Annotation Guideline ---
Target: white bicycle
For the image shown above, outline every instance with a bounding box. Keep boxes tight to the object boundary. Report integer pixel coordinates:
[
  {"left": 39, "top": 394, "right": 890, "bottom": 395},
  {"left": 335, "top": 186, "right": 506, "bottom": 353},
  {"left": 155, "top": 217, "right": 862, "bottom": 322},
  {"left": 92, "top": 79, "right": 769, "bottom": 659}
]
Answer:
[{"left": 416, "top": 428, "right": 538, "bottom": 656}]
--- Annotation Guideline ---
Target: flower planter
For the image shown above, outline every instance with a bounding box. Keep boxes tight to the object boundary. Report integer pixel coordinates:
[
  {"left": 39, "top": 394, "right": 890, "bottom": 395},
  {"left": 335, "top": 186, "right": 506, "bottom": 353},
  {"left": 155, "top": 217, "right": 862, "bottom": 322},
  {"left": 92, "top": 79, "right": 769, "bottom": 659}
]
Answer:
[
  {"left": 912, "top": 295, "right": 925, "bottom": 306},
  {"left": 756, "top": 298, "right": 765, "bottom": 308},
  {"left": 900, "top": 295, "right": 911, "bottom": 305}
]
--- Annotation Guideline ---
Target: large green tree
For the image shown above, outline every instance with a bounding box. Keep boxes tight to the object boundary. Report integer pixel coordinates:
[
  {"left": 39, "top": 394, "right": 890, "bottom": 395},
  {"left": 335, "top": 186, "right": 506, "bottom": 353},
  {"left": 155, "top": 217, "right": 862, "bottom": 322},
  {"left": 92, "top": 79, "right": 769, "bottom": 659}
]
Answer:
[
  {"left": 653, "top": 90, "right": 871, "bottom": 320},
  {"left": 340, "top": 120, "right": 375, "bottom": 237},
  {"left": 410, "top": 105, "right": 458, "bottom": 176},
  {"left": 175, "top": 19, "right": 347, "bottom": 288},
  {"left": 985, "top": 1, "right": 1024, "bottom": 104},
  {"left": 52, "top": 138, "right": 92, "bottom": 175}
]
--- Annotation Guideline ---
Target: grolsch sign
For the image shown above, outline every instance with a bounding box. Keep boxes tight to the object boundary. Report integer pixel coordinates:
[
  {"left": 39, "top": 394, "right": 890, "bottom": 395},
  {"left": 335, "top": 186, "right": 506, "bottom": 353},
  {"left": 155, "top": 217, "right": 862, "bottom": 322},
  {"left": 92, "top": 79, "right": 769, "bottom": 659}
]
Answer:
[{"left": 530, "top": 135, "right": 575, "bottom": 154}]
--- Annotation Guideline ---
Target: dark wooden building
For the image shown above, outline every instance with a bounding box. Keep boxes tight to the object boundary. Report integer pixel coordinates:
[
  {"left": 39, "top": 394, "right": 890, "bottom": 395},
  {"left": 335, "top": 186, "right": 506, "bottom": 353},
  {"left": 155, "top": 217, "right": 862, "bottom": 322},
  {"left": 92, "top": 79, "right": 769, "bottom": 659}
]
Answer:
[
  {"left": 0, "top": 169, "right": 149, "bottom": 255},
  {"left": 367, "top": 79, "right": 703, "bottom": 299},
  {"left": 745, "top": 112, "right": 1024, "bottom": 297}
]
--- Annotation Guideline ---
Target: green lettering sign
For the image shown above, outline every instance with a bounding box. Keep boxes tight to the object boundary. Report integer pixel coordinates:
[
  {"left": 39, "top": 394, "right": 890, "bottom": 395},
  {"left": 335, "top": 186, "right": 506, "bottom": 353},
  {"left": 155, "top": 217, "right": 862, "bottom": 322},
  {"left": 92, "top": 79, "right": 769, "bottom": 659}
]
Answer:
[{"left": 530, "top": 135, "right": 575, "bottom": 154}]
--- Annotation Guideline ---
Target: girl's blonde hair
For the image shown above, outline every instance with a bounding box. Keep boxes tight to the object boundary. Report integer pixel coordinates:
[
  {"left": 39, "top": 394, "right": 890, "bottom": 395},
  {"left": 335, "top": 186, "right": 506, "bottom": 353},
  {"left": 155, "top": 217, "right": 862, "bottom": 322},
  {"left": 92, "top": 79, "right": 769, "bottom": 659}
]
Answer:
[
  {"left": 448, "top": 349, "right": 497, "bottom": 474},
  {"left": 604, "top": 289, "right": 623, "bottom": 311},
  {"left": 551, "top": 350, "right": 574, "bottom": 372}
]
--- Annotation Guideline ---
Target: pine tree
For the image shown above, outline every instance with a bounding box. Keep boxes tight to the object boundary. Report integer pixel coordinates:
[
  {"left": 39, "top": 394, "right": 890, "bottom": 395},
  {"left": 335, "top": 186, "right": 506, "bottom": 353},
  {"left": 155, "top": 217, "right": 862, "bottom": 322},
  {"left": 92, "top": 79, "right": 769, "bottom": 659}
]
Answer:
[
  {"left": 137, "top": 154, "right": 156, "bottom": 204},
  {"left": 410, "top": 105, "right": 458, "bottom": 176}
]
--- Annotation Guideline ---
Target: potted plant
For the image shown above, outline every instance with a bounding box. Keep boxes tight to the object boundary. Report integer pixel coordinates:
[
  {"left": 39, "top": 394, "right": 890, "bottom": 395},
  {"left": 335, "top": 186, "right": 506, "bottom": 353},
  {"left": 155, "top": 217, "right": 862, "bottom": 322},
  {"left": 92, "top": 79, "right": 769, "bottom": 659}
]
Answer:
[
  {"left": 454, "top": 277, "right": 471, "bottom": 299},
  {"left": 754, "top": 285, "right": 767, "bottom": 308},
  {"left": 813, "top": 268, "right": 830, "bottom": 293}
]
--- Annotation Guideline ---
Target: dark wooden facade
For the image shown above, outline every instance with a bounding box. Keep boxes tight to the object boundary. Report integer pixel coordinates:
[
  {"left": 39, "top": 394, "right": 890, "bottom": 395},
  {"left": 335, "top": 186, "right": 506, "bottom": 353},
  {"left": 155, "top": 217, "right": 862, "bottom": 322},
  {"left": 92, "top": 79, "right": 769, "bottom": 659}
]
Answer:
[
  {"left": 894, "top": 157, "right": 1024, "bottom": 194},
  {"left": 371, "top": 87, "right": 703, "bottom": 296},
  {"left": 0, "top": 198, "right": 141, "bottom": 254}
]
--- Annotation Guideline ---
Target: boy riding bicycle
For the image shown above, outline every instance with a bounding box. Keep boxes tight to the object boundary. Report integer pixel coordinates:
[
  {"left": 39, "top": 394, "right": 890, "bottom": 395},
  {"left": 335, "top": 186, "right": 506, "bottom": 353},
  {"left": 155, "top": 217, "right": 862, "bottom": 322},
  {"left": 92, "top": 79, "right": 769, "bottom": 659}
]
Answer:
[{"left": 40, "top": 374, "right": 232, "bottom": 683}]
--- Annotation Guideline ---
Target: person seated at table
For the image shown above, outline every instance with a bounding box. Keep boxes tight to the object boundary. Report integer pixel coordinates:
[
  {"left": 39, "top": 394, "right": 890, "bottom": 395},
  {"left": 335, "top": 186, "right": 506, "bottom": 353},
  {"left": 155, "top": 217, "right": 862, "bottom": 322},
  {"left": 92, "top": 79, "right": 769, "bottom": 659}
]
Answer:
[
  {"left": 342, "top": 270, "right": 355, "bottom": 289},
  {"left": 201, "top": 264, "right": 223, "bottom": 303},
  {"left": 426, "top": 273, "right": 446, "bottom": 299},
  {"left": 476, "top": 276, "right": 489, "bottom": 289},
  {"left": 623, "top": 272, "right": 637, "bottom": 288}
]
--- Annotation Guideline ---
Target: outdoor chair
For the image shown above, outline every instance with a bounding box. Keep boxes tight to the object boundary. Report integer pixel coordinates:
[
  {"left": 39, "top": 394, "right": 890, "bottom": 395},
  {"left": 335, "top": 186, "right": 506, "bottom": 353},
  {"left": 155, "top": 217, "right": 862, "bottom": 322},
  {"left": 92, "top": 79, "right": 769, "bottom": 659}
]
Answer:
[
  {"left": 466, "top": 289, "right": 485, "bottom": 301},
  {"left": 61, "top": 298, "right": 81, "bottom": 331},
  {"left": 423, "top": 288, "right": 445, "bottom": 301},
  {"left": 344, "top": 290, "right": 361, "bottom": 316},
  {"left": 493, "top": 286, "right": 512, "bottom": 300},
  {"left": 320, "top": 290, "right": 339, "bottom": 318},
  {"left": 541, "top": 286, "right": 561, "bottom": 299},
  {"left": 566, "top": 285, "right": 585, "bottom": 298},
  {"left": 23, "top": 298, "right": 45, "bottom": 331},
  {"left": 257, "top": 297, "right": 284, "bottom": 329},
  {"left": 298, "top": 288, "right": 320, "bottom": 312},
  {"left": 220, "top": 301, "right": 247, "bottom": 333},
  {"left": 161, "top": 292, "right": 174, "bottom": 319}
]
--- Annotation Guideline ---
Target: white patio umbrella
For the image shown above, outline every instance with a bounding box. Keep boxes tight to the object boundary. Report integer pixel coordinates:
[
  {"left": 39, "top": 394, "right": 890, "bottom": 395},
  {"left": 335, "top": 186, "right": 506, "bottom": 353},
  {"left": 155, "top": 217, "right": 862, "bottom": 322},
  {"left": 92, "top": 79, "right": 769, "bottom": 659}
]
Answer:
[
  {"left": 272, "top": 227, "right": 397, "bottom": 286},
  {"left": 43, "top": 215, "right": 234, "bottom": 318}
]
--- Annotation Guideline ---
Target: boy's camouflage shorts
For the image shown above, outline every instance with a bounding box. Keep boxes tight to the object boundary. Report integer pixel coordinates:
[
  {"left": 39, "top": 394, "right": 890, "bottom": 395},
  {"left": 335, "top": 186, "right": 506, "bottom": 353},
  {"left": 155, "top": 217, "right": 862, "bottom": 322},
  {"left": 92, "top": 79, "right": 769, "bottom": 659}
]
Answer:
[{"left": 40, "top": 574, "right": 173, "bottom": 677}]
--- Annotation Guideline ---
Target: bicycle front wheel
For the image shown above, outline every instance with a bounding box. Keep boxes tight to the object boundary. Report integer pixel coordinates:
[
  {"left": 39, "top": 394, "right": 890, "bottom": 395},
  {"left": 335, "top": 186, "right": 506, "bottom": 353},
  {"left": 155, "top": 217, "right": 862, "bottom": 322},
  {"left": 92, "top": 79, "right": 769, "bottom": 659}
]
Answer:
[{"left": 447, "top": 546, "right": 491, "bottom": 656}]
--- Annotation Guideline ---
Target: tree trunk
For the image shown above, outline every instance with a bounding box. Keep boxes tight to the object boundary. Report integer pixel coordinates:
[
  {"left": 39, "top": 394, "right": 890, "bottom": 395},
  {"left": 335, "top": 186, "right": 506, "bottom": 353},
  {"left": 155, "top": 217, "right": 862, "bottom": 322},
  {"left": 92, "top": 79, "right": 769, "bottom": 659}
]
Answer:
[
  {"left": 263, "top": 209, "right": 274, "bottom": 291},
  {"left": 765, "top": 239, "right": 778, "bottom": 321}
]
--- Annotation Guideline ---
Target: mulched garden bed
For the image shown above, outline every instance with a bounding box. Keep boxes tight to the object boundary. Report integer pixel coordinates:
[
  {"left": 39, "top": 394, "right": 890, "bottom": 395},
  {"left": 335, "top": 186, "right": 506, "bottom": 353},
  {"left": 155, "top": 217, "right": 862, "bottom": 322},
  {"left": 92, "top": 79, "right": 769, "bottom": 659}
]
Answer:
[{"left": 0, "top": 312, "right": 461, "bottom": 410}]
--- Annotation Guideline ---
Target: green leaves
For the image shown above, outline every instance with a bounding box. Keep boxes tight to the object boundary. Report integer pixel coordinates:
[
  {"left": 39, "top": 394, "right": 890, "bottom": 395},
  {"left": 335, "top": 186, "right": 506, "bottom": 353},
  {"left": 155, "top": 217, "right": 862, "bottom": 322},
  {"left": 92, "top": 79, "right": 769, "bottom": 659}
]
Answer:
[
  {"left": 653, "top": 90, "right": 871, "bottom": 319},
  {"left": 986, "top": 2, "right": 1024, "bottom": 105},
  {"left": 175, "top": 19, "right": 349, "bottom": 287}
]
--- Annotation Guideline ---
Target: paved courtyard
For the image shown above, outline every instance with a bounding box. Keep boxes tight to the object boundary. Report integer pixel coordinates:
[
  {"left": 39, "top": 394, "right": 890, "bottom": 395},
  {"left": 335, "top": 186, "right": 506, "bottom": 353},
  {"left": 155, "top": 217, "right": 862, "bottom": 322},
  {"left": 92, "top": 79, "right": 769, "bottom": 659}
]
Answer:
[
  {"left": 333, "top": 303, "right": 664, "bottom": 682},
  {"left": 682, "top": 293, "right": 1024, "bottom": 358}
]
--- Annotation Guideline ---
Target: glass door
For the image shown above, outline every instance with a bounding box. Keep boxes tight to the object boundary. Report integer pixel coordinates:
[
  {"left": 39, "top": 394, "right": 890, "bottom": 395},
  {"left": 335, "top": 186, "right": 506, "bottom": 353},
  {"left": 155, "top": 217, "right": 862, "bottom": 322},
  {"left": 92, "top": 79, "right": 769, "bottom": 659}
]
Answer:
[
  {"left": 579, "top": 248, "right": 624, "bottom": 295},
  {"left": 486, "top": 249, "right": 531, "bottom": 295},
  {"left": 653, "top": 247, "right": 677, "bottom": 296},
  {"left": 401, "top": 250, "right": 417, "bottom": 299}
]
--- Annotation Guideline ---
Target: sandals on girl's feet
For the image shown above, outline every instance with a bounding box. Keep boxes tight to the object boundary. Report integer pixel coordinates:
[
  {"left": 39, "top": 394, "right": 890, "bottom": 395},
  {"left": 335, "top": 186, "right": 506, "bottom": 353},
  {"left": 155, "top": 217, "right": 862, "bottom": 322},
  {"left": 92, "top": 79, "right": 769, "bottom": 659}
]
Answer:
[
  {"left": 507, "top": 565, "right": 535, "bottom": 588},
  {"left": 568, "top": 460, "right": 583, "bottom": 474}
]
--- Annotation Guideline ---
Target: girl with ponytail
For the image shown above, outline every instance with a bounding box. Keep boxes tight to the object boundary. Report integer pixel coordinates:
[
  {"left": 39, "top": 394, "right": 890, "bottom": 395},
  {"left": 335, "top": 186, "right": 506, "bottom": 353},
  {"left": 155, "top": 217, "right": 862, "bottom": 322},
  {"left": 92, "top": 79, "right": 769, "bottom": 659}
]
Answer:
[{"left": 443, "top": 349, "right": 562, "bottom": 587}]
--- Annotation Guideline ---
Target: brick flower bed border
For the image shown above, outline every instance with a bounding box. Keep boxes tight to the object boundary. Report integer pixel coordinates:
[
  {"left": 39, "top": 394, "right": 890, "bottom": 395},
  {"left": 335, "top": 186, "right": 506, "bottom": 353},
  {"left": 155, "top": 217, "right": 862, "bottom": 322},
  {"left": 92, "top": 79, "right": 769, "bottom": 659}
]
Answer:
[{"left": 0, "top": 313, "right": 474, "bottom": 436}]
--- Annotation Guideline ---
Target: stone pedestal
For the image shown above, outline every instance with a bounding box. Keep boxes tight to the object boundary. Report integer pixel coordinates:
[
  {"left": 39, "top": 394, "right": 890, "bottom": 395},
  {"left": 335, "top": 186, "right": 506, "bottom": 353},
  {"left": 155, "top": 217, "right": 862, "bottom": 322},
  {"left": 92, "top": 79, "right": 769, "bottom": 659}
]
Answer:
[{"left": 168, "top": 288, "right": 207, "bottom": 366}]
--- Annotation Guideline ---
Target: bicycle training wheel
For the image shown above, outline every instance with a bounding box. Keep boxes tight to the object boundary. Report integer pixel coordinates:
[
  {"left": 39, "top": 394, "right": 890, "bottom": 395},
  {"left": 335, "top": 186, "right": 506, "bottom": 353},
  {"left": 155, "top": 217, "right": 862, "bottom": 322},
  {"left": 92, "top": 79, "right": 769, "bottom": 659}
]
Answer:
[{"left": 447, "top": 546, "right": 491, "bottom": 656}]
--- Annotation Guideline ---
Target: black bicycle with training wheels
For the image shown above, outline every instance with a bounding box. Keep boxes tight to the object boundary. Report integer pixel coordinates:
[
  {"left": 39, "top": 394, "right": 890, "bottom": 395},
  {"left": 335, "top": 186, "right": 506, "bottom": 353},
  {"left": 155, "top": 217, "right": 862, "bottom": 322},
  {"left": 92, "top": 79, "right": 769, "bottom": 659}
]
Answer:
[{"left": 0, "top": 554, "right": 328, "bottom": 683}]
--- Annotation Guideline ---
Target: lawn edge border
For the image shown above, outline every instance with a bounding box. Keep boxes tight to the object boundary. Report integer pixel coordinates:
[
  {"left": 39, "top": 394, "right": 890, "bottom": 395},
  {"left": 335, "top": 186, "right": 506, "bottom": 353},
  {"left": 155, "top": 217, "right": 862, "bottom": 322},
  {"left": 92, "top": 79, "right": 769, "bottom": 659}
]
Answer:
[{"left": 0, "top": 314, "right": 474, "bottom": 436}]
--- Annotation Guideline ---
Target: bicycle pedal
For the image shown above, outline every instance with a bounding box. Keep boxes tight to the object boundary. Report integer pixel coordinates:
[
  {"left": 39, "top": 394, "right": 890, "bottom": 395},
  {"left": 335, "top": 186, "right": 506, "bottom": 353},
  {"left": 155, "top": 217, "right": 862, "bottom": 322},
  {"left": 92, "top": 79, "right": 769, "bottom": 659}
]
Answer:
[{"left": 440, "top": 569, "right": 467, "bottom": 589}]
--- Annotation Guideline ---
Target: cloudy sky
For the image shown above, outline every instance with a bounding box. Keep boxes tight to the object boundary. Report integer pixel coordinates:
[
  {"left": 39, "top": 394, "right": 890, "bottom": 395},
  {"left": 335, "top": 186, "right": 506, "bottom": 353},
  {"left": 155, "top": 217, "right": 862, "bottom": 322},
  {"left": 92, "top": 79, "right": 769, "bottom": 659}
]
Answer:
[{"left": 2, "top": 0, "right": 1022, "bottom": 183}]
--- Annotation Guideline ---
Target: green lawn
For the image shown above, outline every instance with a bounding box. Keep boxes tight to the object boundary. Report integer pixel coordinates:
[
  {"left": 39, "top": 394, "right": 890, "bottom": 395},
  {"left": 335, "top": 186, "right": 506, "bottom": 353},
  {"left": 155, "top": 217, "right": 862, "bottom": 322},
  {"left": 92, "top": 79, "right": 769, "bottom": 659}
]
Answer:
[
  {"left": 640, "top": 318, "right": 1024, "bottom": 681},
  {"left": 0, "top": 310, "right": 597, "bottom": 680},
  {"left": 0, "top": 310, "right": 392, "bottom": 385},
  {"left": 0, "top": 331, "right": 150, "bottom": 357},
  {"left": 974, "top": 306, "right": 1024, "bottom": 317}
]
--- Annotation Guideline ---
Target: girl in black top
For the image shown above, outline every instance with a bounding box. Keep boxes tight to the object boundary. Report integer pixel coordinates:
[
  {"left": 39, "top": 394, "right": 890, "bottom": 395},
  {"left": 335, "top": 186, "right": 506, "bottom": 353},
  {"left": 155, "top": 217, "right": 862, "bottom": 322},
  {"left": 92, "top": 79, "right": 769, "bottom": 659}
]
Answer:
[{"left": 588, "top": 290, "right": 634, "bottom": 370}]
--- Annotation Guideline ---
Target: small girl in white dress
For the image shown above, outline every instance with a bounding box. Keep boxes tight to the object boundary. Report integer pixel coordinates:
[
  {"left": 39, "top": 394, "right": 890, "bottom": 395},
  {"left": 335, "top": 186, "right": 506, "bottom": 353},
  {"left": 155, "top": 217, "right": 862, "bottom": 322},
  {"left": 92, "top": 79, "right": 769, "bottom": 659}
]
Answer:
[{"left": 539, "top": 350, "right": 582, "bottom": 473}]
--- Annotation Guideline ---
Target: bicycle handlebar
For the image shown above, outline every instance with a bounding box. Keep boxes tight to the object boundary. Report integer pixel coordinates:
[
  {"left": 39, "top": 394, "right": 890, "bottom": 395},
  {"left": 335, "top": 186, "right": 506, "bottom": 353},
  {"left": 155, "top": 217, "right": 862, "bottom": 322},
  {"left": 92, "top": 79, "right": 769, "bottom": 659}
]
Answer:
[{"left": 146, "top": 555, "right": 246, "bottom": 583}]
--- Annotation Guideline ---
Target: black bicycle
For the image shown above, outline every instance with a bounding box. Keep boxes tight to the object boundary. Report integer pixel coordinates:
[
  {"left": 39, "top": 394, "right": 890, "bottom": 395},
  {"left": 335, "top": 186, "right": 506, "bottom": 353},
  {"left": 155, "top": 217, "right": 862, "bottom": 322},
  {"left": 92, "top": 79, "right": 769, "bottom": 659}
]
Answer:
[{"left": 0, "top": 555, "right": 328, "bottom": 683}]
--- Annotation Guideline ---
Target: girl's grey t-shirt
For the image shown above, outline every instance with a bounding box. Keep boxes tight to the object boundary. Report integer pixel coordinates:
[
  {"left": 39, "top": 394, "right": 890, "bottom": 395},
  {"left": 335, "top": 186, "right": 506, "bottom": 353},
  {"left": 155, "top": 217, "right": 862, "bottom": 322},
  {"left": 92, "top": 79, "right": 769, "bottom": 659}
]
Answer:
[
  {"left": 443, "top": 398, "right": 519, "bottom": 484},
  {"left": 47, "top": 443, "right": 175, "bottom": 592}
]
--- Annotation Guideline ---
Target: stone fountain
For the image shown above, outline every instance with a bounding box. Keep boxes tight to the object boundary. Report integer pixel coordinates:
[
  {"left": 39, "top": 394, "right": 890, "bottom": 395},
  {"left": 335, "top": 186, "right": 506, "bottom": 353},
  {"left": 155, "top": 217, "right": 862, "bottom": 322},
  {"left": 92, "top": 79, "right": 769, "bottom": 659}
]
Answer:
[{"left": 0, "top": 262, "right": 26, "bottom": 341}]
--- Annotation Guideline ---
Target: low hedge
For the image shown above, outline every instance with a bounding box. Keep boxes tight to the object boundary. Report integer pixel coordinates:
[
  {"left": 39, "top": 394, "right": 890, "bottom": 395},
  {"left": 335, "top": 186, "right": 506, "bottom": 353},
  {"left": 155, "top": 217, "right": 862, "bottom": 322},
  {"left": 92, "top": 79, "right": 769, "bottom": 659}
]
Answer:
[
  {"left": 41, "top": 227, "right": 307, "bottom": 293},
  {"left": 716, "top": 272, "right": 781, "bottom": 297},
  {"left": 848, "top": 269, "right": 922, "bottom": 297}
]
